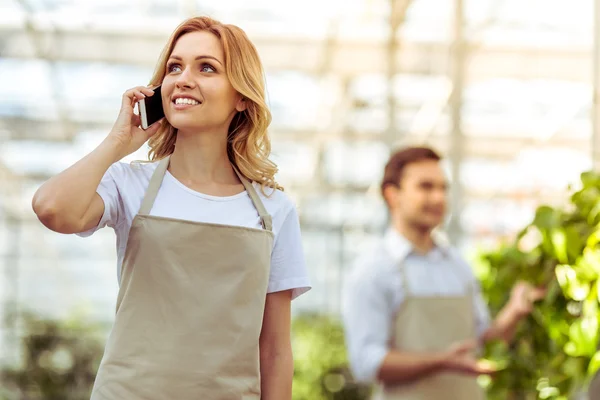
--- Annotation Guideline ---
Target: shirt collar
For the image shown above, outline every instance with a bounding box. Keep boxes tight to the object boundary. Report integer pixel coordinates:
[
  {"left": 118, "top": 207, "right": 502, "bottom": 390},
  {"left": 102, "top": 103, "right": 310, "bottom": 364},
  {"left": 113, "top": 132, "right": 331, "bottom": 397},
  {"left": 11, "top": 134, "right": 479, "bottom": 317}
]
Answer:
[{"left": 383, "top": 227, "right": 451, "bottom": 264}]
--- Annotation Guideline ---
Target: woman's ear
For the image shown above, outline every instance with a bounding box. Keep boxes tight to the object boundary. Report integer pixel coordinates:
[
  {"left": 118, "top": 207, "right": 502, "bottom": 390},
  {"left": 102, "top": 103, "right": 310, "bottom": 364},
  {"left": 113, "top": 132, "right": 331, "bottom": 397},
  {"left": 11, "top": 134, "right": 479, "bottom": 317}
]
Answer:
[{"left": 236, "top": 96, "right": 247, "bottom": 112}]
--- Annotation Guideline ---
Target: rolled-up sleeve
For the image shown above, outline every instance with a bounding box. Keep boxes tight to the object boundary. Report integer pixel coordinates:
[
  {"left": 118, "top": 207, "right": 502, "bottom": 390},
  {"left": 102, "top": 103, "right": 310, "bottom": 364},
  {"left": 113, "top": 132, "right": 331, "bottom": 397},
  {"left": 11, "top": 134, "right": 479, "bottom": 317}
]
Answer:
[{"left": 342, "top": 265, "right": 391, "bottom": 383}]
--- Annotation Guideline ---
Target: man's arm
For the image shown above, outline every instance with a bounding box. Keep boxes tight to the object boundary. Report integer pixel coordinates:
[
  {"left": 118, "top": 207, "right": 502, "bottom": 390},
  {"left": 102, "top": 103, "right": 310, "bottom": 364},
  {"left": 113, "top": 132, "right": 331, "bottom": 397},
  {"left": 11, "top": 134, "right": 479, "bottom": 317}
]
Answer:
[
  {"left": 480, "top": 305, "right": 522, "bottom": 343},
  {"left": 376, "top": 350, "right": 447, "bottom": 384},
  {"left": 377, "top": 340, "right": 496, "bottom": 386},
  {"left": 342, "top": 266, "right": 393, "bottom": 383}
]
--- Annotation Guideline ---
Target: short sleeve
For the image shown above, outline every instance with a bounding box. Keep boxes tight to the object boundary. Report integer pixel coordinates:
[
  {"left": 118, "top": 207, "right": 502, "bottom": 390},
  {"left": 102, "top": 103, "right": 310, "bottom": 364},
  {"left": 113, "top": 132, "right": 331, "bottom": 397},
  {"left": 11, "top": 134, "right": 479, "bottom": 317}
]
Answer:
[
  {"left": 267, "top": 206, "right": 311, "bottom": 300},
  {"left": 76, "top": 163, "right": 123, "bottom": 237}
]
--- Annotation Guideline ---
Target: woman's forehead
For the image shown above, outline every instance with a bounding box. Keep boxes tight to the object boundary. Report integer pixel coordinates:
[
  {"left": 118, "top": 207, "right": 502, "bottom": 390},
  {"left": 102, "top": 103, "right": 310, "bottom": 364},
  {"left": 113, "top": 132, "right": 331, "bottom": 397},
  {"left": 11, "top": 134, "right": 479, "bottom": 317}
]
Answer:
[{"left": 171, "top": 31, "right": 223, "bottom": 60}]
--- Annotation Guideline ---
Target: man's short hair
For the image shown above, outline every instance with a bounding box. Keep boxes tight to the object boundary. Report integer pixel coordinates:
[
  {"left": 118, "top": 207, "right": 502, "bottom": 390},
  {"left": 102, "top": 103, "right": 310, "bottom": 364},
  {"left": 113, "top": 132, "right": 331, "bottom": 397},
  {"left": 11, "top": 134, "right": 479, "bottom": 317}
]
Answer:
[{"left": 380, "top": 146, "right": 442, "bottom": 197}]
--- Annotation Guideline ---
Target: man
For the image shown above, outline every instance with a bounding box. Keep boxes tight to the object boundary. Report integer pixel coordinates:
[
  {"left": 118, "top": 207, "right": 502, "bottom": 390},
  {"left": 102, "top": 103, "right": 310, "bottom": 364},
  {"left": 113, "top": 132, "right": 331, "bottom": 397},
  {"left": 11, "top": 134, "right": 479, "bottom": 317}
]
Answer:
[{"left": 342, "top": 146, "right": 545, "bottom": 400}]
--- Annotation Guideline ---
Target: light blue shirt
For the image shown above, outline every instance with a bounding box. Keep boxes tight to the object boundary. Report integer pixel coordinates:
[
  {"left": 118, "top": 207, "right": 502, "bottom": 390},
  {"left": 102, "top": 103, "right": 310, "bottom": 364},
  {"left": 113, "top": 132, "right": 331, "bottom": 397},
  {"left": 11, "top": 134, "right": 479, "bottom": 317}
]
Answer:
[{"left": 341, "top": 228, "right": 491, "bottom": 383}]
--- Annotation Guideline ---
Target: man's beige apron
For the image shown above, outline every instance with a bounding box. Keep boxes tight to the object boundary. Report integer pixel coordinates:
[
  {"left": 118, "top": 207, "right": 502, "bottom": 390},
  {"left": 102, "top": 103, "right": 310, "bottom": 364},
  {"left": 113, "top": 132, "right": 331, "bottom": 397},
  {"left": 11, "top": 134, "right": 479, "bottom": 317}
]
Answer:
[
  {"left": 375, "top": 261, "right": 486, "bottom": 400},
  {"left": 90, "top": 155, "right": 274, "bottom": 400}
]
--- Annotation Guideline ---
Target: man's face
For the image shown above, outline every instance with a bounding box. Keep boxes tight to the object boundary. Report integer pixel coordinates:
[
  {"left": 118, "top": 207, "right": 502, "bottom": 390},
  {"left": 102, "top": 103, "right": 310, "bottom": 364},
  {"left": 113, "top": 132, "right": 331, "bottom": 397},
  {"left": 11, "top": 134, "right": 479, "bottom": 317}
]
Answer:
[{"left": 386, "top": 159, "right": 448, "bottom": 230}]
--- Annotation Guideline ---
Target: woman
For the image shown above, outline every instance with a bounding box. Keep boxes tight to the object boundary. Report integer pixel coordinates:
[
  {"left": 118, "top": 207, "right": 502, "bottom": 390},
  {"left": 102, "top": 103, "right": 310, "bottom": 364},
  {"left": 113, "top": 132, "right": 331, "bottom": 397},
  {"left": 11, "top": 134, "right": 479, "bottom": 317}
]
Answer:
[{"left": 32, "top": 16, "right": 311, "bottom": 400}]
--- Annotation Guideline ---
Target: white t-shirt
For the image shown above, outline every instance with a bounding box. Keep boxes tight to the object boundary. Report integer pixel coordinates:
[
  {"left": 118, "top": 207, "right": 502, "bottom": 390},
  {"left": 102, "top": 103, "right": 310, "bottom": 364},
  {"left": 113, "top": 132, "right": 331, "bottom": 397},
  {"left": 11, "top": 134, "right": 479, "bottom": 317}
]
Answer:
[{"left": 78, "top": 160, "right": 311, "bottom": 300}]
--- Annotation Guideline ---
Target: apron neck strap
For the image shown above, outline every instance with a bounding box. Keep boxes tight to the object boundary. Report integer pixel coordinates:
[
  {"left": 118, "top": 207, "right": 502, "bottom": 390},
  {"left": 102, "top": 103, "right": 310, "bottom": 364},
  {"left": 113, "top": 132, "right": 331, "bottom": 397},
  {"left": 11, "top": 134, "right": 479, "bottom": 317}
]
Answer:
[
  {"left": 138, "top": 156, "right": 273, "bottom": 232},
  {"left": 399, "top": 261, "right": 412, "bottom": 295},
  {"left": 232, "top": 166, "right": 272, "bottom": 231},
  {"left": 139, "top": 156, "right": 170, "bottom": 215}
]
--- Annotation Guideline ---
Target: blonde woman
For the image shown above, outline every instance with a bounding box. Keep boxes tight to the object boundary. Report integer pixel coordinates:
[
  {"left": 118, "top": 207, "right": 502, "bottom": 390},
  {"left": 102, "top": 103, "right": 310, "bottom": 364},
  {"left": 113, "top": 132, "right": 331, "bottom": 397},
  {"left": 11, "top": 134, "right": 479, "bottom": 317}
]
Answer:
[{"left": 32, "top": 16, "right": 311, "bottom": 400}]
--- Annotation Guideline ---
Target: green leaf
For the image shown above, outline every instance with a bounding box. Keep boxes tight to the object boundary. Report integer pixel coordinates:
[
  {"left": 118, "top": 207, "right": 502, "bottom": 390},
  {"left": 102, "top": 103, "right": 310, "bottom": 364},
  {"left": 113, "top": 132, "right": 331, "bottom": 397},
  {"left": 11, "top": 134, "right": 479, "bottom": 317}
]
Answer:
[
  {"left": 581, "top": 171, "right": 600, "bottom": 188},
  {"left": 574, "top": 251, "right": 600, "bottom": 282},
  {"left": 566, "top": 317, "right": 598, "bottom": 357},
  {"left": 587, "top": 229, "right": 600, "bottom": 248},
  {"left": 534, "top": 206, "right": 561, "bottom": 230},
  {"left": 556, "top": 264, "right": 590, "bottom": 301},
  {"left": 588, "top": 351, "right": 600, "bottom": 376},
  {"left": 551, "top": 229, "right": 569, "bottom": 264},
  {"left": 588, "top": 200, "right": 600, "bottom": 226},
  {"left": 565, "top": 226, "right": 584, "bottom": 262}
]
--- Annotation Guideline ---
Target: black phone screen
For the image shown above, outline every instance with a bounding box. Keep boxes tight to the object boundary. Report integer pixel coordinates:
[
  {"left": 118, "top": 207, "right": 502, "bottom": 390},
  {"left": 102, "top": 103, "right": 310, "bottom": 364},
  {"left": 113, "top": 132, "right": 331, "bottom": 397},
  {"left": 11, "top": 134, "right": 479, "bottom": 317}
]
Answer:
[{"left": 142, "top": 85, "right": 165, "bottom": 127}]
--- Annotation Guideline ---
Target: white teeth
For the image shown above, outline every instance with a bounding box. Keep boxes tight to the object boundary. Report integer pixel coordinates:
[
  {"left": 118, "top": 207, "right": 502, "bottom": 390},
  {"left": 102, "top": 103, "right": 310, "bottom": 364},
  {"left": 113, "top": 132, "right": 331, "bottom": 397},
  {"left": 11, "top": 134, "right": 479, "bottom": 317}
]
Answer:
[{"left": 174, "top": 97, "right": 199, "bottom": 105}]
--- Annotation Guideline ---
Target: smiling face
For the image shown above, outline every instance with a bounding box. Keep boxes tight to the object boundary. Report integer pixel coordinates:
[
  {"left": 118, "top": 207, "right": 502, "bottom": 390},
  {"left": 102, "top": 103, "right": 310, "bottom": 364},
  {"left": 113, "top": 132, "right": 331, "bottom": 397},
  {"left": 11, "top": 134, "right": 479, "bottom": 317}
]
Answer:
[
  {"left": 160, "top": 30, "right": 246, "bottom": 134},
  {"left": 385, "top": 159, "right": 448, "bottom": 231}
]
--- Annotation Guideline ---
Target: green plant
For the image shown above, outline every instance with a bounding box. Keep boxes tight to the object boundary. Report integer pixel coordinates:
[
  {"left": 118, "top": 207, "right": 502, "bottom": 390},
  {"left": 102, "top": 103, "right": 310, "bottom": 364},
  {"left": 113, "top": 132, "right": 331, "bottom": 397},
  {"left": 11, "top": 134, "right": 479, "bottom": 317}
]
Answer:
[
  {"left": 0, "top": 311, "right": 107, "bottom": 400},
  {"left": 292, "top": 313, "right": 372, "bottom": 400},
  {"left": 476, "top": 171, "right": 600, "bottom": 400}
]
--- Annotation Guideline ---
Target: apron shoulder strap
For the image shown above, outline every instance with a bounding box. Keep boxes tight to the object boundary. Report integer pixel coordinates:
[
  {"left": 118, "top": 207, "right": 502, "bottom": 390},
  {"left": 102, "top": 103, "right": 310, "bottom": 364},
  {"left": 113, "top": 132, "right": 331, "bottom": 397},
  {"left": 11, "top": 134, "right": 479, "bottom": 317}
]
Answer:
[
  {"left": 399, "top": 261, "right": 411, "bottom": 295},
  {"left": 446, "top": 249, "right": 476, "bottom": 295},
  {"left": 139, "top": 156, "right": 170, "bottom": 215},
  {"left": 232, "top": 166, "right": 273, "bottom": 232}
]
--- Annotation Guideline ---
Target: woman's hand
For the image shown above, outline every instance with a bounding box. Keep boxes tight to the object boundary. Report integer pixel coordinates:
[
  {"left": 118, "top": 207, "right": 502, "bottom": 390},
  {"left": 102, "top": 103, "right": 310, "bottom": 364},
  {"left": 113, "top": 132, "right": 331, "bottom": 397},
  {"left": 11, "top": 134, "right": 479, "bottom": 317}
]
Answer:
[
  {"left": 32, "top": 85, "right": 164, "bottom": 234},
  {"left": 107, "top": 86, "right": 163, "bottom": 160}
]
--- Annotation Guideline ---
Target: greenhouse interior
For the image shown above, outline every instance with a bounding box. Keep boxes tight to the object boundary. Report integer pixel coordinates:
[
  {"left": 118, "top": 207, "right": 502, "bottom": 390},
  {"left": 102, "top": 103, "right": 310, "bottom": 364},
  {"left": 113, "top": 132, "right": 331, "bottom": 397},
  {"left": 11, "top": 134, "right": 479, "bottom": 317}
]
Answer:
[{"left": 1, "top": 0, "right": 600, "bottom": 399}]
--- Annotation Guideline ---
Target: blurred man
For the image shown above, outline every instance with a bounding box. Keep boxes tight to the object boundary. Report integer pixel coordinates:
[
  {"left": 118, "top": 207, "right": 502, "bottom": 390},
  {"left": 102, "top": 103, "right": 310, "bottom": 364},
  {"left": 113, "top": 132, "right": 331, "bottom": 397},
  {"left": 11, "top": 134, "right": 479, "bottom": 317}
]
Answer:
[{"left": 342, "top": 146, "right": 545, "bottom": 400}]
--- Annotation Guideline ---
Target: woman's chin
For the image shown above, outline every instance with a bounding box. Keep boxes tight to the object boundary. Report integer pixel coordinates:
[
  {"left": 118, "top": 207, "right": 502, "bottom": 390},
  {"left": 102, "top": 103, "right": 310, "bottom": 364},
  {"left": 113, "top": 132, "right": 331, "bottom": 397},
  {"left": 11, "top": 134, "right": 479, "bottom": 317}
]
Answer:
[{"left": 169, "top": 120, "right": 203, "bottom": 134}]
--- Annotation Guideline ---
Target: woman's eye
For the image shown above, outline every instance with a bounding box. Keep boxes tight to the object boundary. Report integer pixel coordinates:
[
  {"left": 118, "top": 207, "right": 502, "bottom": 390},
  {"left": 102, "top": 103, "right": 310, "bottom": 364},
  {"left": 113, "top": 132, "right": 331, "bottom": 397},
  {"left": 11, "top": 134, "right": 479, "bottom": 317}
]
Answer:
[
  {"left": 167, "top": 63, "right": 181, "bottom": 73},
  {"left": 201, "top": 64, "right": 216, "bottom": 73}
]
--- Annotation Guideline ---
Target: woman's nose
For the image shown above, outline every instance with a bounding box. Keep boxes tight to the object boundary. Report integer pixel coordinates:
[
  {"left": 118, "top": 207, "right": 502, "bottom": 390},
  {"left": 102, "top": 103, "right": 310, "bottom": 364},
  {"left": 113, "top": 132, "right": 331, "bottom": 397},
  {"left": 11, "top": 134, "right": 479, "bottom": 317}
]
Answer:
[{"left": 175, "top": 68, "right": 195, "bottom": 89}]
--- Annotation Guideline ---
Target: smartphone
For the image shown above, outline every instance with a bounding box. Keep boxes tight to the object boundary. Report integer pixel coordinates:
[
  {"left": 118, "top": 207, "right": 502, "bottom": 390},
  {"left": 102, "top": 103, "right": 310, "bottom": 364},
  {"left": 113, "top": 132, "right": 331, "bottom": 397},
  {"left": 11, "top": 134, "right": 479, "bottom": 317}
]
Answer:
[{"left": 139, "top": 85, "right": 165, "bottom": 130}]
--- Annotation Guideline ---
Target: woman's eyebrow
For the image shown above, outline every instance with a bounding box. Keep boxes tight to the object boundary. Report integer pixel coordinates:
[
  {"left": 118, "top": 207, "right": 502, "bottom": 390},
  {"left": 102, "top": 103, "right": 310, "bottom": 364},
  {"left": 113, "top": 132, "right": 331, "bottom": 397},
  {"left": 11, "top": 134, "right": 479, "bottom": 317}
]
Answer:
[{"left": 168, "top": 54, "right": 223, "bottom": 66}]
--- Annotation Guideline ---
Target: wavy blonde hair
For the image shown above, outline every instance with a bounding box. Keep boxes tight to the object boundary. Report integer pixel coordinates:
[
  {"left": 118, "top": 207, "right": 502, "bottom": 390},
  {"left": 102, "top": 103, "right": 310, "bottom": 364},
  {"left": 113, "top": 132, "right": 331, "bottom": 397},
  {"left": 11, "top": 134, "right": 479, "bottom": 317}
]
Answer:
[{"left": 146, "top": 16, "right": 281, "bottom": 191}]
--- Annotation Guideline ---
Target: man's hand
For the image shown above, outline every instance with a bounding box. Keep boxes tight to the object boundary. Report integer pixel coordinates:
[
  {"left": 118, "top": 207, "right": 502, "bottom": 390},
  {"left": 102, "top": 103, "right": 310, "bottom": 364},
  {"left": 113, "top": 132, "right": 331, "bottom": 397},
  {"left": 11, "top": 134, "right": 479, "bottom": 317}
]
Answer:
[
  {"left": 480, "top": 281, "right": 547, "bottom": 344},
  {"left": 442, "top": 340, "right": 497, "bottom": 376},
  {"left": 507, "top": 281, "right": 546, "bottom": 319}
]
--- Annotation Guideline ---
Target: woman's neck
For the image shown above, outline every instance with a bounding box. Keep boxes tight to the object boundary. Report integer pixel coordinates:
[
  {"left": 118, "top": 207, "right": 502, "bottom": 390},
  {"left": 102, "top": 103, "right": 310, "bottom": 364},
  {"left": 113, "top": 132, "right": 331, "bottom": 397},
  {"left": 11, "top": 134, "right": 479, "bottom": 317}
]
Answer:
[{"left": 168, "top": 129, "right": 237, "bottom": 186}]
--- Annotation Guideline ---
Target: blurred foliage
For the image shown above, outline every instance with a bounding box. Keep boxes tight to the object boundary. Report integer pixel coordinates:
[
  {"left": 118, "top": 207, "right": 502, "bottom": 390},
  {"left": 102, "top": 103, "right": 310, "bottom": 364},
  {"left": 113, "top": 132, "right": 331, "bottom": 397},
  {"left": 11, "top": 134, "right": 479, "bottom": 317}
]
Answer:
[
  {"left": 290, "top": 171, "right": 600, "bottom": 400},
  {"left": 292, "top": 313, "right": 371, "bottom": 400},
  {"left": 476, "top": 171, "right": 600, "bottom": 400},
  {"left": 0, "top": 311, "right": 106, "bottom": 400},
  {"left": 0, "top": 310, "right": 370, "bottom": 400}
]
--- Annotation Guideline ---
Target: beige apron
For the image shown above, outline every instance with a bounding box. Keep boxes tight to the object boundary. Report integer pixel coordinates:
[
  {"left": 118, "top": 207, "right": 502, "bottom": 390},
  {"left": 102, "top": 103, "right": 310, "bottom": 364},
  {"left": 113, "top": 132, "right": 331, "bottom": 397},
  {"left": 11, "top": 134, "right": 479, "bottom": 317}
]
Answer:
[
  {"left": 90, "top": 156, "right": 274, "bottom": 400},
  {"left": 375, "top": 260, "right": 485, "bottom": 400}
]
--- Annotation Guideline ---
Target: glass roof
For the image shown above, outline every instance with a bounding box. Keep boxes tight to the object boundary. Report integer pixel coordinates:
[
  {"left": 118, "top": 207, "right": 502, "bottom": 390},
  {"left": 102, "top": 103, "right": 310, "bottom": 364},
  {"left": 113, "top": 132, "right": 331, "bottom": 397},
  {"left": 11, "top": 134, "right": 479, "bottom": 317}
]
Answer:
[{"left": 3, "top": 0, "right": 593, "bottom": 41}]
